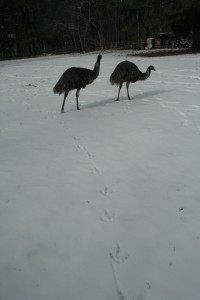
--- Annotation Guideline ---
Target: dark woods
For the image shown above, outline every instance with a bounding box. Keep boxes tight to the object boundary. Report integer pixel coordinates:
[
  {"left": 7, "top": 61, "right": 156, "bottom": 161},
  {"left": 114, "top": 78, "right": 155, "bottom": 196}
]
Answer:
[{"left": 0, "top": 0, "right": 200, "bottom": 60}]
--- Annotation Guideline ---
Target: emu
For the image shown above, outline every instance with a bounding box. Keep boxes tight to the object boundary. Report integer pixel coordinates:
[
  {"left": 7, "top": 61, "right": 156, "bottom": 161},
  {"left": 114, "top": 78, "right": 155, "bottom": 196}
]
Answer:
[
  {"left": 110, "top": 61, "right": 155, "bottom": 101},
  {"left": 53, "top": 54, "right": 102, "bottom": 112}
]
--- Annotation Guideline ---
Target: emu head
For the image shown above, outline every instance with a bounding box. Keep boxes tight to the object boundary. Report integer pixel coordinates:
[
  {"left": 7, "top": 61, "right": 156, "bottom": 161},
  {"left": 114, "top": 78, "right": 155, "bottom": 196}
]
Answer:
[
  {"left": 97, "top": 54, "right": 102, "bottom": 63},
  {"left": 149, "top": 65, "right": 156, "bottom": 71}
]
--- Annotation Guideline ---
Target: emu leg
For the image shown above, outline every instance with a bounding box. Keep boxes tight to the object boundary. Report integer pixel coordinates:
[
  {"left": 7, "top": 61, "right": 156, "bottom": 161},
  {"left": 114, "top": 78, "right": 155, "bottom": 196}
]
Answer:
[
  {"left": 116, "top": 83, "right": 122, "bottom": 101},
  {"left": 76, "top": 89, "right": 80, "bottom": 110},
  {"left": 61, "top": 91, "right": 68, "bottom": 113},
  {"left": 126, "top": 82, "right": 131, "bottom": 100}
]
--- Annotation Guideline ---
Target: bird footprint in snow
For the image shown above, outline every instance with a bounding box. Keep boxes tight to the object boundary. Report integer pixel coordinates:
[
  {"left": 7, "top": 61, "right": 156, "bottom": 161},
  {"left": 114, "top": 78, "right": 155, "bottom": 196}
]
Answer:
[
  {"left": 92, "top": 166, "right": 104, "bottom": 175},
  {"left": 87, "top": 151, "right": 95, "bottom": 159},
  {"left": 99, "top": 209, "right": 115, "bottom": 222},
  {"left": 110, "top": 244, "right": 129, "bottom": 264},
  {"left": 101, "top": 184, "right": 113, "bottom": 196}
]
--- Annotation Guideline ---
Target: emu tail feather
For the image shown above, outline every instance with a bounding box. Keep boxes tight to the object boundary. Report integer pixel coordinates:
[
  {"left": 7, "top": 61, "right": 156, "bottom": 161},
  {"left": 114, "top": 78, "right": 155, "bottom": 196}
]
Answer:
[
  {"left": 110, "top": 69, "right": 120, "bottom": 85},
  {"left": 53, "top": 76, "right": 67, "bottom": 95},
  {"left": 110, "top": 72, "right": 116, "bottom": 85}
]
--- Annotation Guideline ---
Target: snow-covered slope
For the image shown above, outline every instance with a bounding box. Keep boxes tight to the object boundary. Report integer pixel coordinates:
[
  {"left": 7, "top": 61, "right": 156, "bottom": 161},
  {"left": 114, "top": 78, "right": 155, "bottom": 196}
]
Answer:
[{"left": 0, "top": 52, "right": 200, "bottom": 300}]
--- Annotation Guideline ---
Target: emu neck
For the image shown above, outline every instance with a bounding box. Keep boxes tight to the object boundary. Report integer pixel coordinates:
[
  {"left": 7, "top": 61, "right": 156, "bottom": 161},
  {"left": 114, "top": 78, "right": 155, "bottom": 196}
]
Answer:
[
  {"left": 139, "top": 67, "right": 151, "bottom": 81},
  {"left": 92, "top": 58, "right": 101, "bottom": 78}
]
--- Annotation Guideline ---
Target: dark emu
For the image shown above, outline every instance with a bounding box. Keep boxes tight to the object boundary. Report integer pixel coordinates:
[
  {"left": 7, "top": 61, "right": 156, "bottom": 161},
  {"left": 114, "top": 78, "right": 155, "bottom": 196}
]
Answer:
[
  {"left": 110, "top": 61, "right": 155, "bottom": 101},
  {"left": 53, "top": 54, "right": 102, "bottom": 112}
]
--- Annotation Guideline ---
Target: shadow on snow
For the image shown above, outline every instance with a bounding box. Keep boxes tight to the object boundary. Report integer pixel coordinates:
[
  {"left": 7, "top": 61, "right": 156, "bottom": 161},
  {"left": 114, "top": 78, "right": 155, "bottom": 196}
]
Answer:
[{"left": 82, "top": 89, "right": 172, "bottom": 110}]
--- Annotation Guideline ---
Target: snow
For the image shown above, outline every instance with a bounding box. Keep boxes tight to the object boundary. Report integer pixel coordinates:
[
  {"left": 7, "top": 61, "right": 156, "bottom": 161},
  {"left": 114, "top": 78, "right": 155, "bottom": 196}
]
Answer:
[{"left": 0, "top": 52, "right": 200, "bottom": 300}]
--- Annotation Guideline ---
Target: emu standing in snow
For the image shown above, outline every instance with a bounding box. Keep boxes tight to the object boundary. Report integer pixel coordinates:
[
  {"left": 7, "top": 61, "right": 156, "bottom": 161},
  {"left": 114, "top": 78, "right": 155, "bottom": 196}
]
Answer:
[
  {"left": 53, "top": 54, "right": 102, "bottom": 112},
  {"left": 110, "top": 61, "right": 155, "bottom": 101}
]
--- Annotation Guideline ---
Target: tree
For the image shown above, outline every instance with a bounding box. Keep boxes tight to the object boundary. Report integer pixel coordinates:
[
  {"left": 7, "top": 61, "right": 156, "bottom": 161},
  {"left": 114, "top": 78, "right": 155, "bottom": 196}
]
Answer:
[
  {"left": 171, "top": 0, "right": 200, "bottom": 50},
  {"left": 1, "top": 0, "right": 200, "bottom": 60},
  {"left": 117, "top": 0, "right": 173, "bottom": 42}
]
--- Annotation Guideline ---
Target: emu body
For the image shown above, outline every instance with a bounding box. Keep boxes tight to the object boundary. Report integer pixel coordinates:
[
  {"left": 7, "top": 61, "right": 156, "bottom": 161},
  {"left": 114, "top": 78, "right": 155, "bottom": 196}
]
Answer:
[
  {"left": 53, "top": 55, "right": 102, "bottom": 112},
  {"left": 110, "top": 61, "right": 155, "bottom": 101}
]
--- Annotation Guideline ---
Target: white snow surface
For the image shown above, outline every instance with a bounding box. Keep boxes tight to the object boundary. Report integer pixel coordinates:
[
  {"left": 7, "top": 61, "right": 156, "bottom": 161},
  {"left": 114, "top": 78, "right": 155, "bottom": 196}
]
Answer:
[{"left": 0, "top": 52, "right": 200, "bottom": 300}]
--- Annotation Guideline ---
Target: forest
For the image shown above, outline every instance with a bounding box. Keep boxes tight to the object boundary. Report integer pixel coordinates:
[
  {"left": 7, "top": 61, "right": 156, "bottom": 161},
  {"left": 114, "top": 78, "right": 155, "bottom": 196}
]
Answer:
[{"left": 0, "top": 0, "right": 200, "bottom": 59}]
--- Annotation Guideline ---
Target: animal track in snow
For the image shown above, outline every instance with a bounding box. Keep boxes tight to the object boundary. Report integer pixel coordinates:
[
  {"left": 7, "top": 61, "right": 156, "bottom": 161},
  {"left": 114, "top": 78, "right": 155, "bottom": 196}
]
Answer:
[
  {"left": 110, "top": 249, "right": 126, "bottom": 300},
  {"left": 74, "top": 136, "right": 103, "bottom": 176},
  {"left": 74, "top": 136, "right": 95, "bottom": 158},
  {"left": 174, "top": 108, "right": 189, "bottom": 127},
  {"left": 101, "top": 184, "right": 113, "bottom": 196},
  {"left": 87, "top": 151, "right": 95, "bottom": 159},
  {"left": 146, "top": 282, "right": 151, "bottom": 289},
  {"left": 73, "top": 136, "right": 80, "bottom": 141},
  {"left": 92, "top": 166, "right": 104, "bottom": 175},
  {"left": 99, "top": 209, "right": 115, "bottom": 222},
  {"left": 109, "top": 245, "right": 130, "bottom": 299},
  {"left": 110, "top": 244, "right": 129, "bottom": 264}
]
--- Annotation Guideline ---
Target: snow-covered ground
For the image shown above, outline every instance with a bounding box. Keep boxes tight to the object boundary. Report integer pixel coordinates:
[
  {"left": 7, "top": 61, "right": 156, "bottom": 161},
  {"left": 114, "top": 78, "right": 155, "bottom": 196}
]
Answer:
[{"left": 0, "top": 52, "right": 200, "bottom": 300}]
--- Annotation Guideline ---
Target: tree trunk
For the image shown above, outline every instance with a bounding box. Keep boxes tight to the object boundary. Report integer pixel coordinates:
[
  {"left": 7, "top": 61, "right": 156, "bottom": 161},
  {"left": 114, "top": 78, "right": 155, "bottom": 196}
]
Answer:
[{"left": 192, "top": 30, "right": 200, "bottom": 51}]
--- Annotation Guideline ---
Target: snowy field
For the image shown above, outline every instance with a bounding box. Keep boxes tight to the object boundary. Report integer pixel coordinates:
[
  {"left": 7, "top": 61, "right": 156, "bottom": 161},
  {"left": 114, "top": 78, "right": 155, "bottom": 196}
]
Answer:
[{"left": 0, "top": 52, "right": 200, "bottom": 300}]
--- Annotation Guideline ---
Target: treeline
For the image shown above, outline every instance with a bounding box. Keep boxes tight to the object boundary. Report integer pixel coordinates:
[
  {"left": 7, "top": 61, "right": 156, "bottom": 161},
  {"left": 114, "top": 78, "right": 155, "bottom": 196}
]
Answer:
[{"left": 0, "top": 0, "right": 200, "bottom": 59}]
